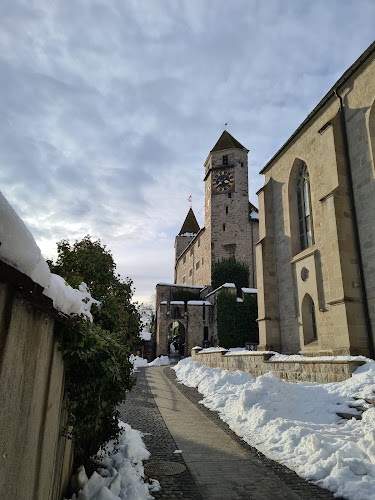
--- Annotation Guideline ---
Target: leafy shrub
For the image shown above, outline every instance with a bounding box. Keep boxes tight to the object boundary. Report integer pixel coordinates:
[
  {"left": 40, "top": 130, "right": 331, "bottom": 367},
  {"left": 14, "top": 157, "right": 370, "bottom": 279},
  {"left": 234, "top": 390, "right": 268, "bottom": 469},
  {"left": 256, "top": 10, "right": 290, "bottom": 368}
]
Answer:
[
  {"left": 171, "top": 290, "right": 200, "bottom": 302},
  {"left": 49, "top": 236, "right": 141, "bottom": 470},
  {"left": 211, "top": 256, "right": 249, "bottom": 294},
  {"left": 217, "top": 290, "right": 258, "bottom": 348}
]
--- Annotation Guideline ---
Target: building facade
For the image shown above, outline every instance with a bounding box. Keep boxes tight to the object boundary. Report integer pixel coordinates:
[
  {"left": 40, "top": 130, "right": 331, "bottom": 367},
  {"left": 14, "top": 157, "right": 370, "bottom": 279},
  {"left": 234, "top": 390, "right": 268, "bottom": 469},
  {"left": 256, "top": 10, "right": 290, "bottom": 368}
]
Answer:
[
  {"left": 257, "top": 42, "right": 375, "bottom": 358},
  {"left": 174, "top": 131, "right": 259, "bottom": 288}
]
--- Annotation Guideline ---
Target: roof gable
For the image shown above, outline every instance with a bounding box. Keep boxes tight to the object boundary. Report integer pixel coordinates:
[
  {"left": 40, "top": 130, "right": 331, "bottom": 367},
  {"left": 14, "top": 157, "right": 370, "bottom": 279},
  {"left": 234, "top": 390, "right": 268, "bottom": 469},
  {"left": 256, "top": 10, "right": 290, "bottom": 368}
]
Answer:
[
  {"left": 211, "top": 130, "right": 247, "bottom": 152},
  {"left": 178, "top": 208, "right": 200, "bottom": 235}
]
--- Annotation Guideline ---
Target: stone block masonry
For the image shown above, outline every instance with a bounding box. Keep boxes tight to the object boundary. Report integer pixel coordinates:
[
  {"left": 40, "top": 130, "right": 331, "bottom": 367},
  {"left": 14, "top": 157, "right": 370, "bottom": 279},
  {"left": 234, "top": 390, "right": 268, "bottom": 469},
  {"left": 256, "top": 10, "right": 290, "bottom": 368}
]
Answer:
[{"left": 191, "top": 348, "right": 366, "bottom": 383}]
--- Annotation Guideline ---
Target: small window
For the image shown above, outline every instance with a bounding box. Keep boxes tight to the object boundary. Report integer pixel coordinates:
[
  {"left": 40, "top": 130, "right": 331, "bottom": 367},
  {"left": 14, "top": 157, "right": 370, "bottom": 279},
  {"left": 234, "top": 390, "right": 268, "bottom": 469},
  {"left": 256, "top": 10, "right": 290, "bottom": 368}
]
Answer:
[
  {"left": 226, "top": 206, "right": 228, "bottom": 214},
  {"left": 223, "top": 223, "right": 226, "bottom": 231},
  {"left": 204, "top": 325, "right": 208, "bottom": 340},
  {"left": 228, "top": 193, "right": 232, "bottom": 199},
  {"left": 198, "top": 237, "right": 201, "bottom": 247},
  {"left": 190, "top": 248, "right": 193, "bottom": 257},
  {"left": 202, "top": 257, "right": 204, "bottom": 265},
  {"left": 183, "top": 255, "right": 186, "bottom": 264},
  {"left": 241, "top": 162, "right": 244, "bottom": 168},
  {"left": 182, "top": 275, "right": 186, "bottom": 284},
  {"left": 223, "top": 155, "right": 228, "bottom": 165},
  {"left": 189, "top": 269, "right": 192, "bottom": 277},
  {"left": 196, "top": 261, "right": 200, "bottom": 271}
]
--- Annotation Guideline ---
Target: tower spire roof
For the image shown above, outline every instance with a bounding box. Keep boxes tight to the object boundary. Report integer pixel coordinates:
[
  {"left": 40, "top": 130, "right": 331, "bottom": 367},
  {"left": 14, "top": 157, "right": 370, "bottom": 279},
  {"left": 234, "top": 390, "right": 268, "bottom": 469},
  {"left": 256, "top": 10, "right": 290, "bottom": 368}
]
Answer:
[
  {"left": 178, "top": 207, "right": 200, "bottom": 235},
  {"left": 211, "top": 130, "right": 247, "bottom": 152}
]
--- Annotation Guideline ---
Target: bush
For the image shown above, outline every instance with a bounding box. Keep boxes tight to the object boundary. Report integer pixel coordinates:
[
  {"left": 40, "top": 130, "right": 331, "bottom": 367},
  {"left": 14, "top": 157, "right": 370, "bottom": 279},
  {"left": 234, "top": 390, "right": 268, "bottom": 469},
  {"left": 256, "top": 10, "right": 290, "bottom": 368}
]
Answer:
[
  {"left": 217, "top": 290, "right": 258, "bottom": 348},
  {"left": 212, "top": 256, "right": 249, "bottom": 294},
  {"left": 49, "top": 236, "right": 141, "bottom": 470}
]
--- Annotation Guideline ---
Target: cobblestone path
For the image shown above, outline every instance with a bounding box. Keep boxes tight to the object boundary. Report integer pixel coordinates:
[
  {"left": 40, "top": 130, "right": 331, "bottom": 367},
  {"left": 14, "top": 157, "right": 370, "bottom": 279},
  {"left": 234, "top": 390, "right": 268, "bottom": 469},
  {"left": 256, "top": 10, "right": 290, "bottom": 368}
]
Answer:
[{"left": 119, "top": 366, "right": 338, "bottom": 500}]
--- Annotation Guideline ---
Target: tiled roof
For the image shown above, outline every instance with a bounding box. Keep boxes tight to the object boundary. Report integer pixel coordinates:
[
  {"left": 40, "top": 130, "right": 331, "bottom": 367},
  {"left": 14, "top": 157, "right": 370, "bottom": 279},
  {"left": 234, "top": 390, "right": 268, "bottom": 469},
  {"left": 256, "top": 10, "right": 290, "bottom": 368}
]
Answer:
[
  {"left": 211, "top": 130, "right": 247, "bottom": 152},
  {"left": 178, "top": 208, "right": 200, "bottom": 235}
]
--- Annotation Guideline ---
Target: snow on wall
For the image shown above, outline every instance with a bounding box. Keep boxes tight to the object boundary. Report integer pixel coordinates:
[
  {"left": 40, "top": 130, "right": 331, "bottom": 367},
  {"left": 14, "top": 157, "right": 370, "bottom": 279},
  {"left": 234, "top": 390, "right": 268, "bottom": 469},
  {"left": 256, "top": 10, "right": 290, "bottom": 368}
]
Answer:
[{"left": 0, "top": 192, "right": 98, "bottom": 320}]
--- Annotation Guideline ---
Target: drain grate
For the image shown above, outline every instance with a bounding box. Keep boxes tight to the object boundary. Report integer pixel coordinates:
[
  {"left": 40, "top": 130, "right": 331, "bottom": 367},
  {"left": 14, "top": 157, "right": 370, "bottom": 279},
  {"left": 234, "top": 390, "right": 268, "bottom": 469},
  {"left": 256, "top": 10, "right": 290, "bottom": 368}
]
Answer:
[{"left": 144, "top": 461, "right": 186, "bottom": 476}]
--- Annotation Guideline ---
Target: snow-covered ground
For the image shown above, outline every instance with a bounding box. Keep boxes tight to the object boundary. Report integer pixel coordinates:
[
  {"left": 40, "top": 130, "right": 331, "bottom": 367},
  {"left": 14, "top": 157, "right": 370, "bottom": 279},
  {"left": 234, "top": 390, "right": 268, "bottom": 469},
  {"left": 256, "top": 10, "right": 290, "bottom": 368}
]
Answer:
[
  {"left": 66, "top": 422, "right": 160, "bottom": 500},
  {"left": 174, "top": 357, "right": 375, "bottom": 500}
]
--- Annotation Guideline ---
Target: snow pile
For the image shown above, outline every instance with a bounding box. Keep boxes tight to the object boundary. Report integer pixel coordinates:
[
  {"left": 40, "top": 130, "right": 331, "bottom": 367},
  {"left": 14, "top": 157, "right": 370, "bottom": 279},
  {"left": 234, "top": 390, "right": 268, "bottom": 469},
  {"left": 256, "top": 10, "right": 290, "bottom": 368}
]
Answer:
[
  {"left": 130, "top": 355, "right": 149, "bottom": 370},
  {"left": 0, "top": 192, "right": 50, "bottom": 288},
  {"left": 174, "top": 358, "right": 375, "bottom": 500},
  {"left": 148, "top": 356, "right": 171, "bottom": 367},
  {"left": 66, "top": 422, "right": 159, "bottom": 500},
  {"left": 130, "top": 355, "right": 171, "bottom": 370},
  {"left": 139, "top": 331, "right": 152, "bottom": 342},
  {"left": 0, "top": 192, "right": 98, "bottom": 320}
]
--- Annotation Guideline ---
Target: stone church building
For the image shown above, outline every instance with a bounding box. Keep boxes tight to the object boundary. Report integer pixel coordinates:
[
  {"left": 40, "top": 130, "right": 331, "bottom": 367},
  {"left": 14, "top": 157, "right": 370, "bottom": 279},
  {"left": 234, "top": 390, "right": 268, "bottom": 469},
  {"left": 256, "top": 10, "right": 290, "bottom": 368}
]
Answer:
[
  {"left": 154, "top": 131, "right": 259, "bottom": 356},
  {"left": 257, "top": 41, "right": 375, "bottom": 358}
]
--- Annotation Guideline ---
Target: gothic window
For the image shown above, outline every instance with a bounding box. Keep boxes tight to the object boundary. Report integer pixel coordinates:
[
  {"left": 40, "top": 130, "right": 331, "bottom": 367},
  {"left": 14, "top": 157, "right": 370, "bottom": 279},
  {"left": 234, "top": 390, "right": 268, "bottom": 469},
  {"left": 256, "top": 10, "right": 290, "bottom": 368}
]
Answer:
[
  {"left": 297, "top": 163, "right": 313, "bottom": 251},
  {"left": 223, "top": 155, "right": 228, "bottom": 165},
  {"left": 196, "top": 260, "right": 200, "bottom": 271}
]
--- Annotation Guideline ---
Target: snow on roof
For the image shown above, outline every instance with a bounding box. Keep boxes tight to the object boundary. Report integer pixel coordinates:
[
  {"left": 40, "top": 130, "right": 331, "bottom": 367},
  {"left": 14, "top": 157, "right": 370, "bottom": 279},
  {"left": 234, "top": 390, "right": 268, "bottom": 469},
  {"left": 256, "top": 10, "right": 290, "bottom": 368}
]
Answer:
[
  {"left": 0, "top": 192, "right": 99, "bottom": 321},
  {"left": 187, "top": 300, "right": 212, "bottom": 306},
  {"left": 157, "top": 283, "right": 203, "bottom": 289},
  {"left": 242, "top": 287, "right": 257, "bottom": 294},
  {"left": 160, "top": 301, "right": 167, "bottom": 305},
  {"left": 170, "top": 301, "right": 185, "bottom": 305},
  {"left": 237, "top": 297, "right": 243, "bottom": 302},
  {"left": 206, "top": 282, "right": 237, "bottom": 298},
  {"left": 250, "top": 211, "right": 259, "bottom": 220}
]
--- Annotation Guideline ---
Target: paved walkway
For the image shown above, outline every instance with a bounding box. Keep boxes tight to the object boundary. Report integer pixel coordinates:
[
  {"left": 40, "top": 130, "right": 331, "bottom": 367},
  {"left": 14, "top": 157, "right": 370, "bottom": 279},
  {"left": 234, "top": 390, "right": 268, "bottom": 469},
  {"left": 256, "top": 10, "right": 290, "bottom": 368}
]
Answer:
[{"left": 120, "top": 366, "right": 337, "bottom": 499}]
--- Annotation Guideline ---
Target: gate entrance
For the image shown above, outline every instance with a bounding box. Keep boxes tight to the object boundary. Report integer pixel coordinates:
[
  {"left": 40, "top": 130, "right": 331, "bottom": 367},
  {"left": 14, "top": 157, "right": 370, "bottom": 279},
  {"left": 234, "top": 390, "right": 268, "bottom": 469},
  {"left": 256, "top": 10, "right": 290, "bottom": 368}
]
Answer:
[{"left": 168, "top": 321, "right": 186, "bottom": 357}]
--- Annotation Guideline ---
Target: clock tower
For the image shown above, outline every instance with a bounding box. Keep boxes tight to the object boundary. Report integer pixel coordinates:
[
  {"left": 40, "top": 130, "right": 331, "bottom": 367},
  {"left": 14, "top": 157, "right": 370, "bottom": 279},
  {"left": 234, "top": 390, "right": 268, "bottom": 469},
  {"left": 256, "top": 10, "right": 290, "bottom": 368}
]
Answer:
[{"left": 204, "top": 130, "right": 254, "bottom": 272}]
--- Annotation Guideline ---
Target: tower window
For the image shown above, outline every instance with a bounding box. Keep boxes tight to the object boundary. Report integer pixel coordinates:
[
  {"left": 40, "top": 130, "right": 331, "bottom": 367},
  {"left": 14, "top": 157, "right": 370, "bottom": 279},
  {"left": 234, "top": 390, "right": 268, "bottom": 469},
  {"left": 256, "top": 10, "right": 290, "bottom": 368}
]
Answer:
[
  {"left": 189, "top": 268, "right": 192, "bottom": 277},
  {"left": 228, "top": 193, "right": 232, "bottom": 199},
  {"left": 182, "top": 275, "right": 186, "bottom": 284},
  {"left": 223, "top": 155, "right": 228, "bottom": 165},
  {"left": 226, "top": 206, "right": 228, "bottom": 214},
  {"left": 198, "top": 237, "right": 201, "bottom": 247},
  {"left": 241, "top": 162, "right": 244, "bottom": 168},
  {"left": 196, "top": 260, "right": 200, "bottom": 271},
  {"left": 223, "top": 223, "right": 226, "bottom": 231},
  {"left": 183, "top": 255, "right": 186, "bottom": 264},
  {"left": 202, "top": 257, "right": 204, "bottom": 265}
]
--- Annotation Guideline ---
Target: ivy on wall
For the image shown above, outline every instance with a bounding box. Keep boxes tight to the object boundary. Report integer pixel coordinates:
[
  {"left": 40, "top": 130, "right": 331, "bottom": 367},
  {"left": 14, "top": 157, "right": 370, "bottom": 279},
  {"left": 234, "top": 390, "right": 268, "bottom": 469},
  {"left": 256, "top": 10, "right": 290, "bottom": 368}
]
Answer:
[
  {"left": 171, "top": 290, "right": 200, "bottom": 302},
  {"left": 211, "top": 256, "right": 249, "bottom": 294},
  {"left": 217, "top": 290, "right": 258, "bottom": 348}
]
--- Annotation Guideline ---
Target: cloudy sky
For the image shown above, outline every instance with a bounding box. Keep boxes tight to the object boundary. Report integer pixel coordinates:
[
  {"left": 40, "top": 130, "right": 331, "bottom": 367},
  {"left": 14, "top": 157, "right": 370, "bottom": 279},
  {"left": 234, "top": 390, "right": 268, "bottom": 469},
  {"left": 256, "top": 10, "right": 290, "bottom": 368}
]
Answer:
[{"left": 1, "top": 0, "right": 374, "bottom": 304}]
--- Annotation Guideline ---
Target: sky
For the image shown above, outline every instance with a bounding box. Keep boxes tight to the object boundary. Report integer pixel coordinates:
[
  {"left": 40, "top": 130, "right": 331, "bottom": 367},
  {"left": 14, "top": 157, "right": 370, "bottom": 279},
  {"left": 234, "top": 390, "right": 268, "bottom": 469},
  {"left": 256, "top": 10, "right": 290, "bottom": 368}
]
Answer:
[{"left": 1, "top": 0, "right": 375, "bottom": 305}]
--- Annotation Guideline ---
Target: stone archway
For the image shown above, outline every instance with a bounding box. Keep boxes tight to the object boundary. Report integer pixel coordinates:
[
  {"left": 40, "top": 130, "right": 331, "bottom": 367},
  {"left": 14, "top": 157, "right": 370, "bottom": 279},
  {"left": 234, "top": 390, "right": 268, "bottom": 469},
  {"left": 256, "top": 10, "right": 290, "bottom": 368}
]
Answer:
[{"left": 168, "top": 321, "right": 186, "bottom": 357}]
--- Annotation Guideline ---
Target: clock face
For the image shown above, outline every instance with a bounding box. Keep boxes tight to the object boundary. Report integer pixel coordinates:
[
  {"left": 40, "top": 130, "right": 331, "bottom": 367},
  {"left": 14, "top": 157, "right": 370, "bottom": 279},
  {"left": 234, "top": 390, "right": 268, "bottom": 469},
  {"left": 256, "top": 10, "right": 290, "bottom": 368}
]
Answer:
[{"left": 212, "top": 170, "right": 234, "bottom": 193}]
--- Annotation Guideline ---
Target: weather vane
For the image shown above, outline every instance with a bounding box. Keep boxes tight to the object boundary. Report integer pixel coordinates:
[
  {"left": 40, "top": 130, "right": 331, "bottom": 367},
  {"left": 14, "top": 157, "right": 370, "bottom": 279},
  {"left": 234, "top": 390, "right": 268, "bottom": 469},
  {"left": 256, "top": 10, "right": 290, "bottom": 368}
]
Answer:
[{"left": 224, "top": 122, "right": 228, "bottom": 130}]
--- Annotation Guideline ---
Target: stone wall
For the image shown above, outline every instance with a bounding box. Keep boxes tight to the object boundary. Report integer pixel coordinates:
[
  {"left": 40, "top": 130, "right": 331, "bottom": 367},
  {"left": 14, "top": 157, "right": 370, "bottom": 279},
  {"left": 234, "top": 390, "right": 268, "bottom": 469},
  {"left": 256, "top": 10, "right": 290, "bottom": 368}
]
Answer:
[
  {"left": 191, "top": 348, "right": 366, "bottom": 383},
  {"left": 175, "top": 229, "right": 211, "bottom": 287},
  {"left": 0, "top": 265, "right": 73, "bottom": 500},
  {"left": 257, "top": 45, "right": 375, "bottom": 357}
]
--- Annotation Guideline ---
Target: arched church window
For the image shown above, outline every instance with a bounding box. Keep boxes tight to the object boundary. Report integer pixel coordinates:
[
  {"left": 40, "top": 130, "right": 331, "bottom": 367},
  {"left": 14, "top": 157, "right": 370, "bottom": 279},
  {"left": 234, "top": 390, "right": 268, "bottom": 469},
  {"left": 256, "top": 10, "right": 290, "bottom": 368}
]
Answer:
[{"left": 297, "top": 164, "right": 313, "bottom": 251}]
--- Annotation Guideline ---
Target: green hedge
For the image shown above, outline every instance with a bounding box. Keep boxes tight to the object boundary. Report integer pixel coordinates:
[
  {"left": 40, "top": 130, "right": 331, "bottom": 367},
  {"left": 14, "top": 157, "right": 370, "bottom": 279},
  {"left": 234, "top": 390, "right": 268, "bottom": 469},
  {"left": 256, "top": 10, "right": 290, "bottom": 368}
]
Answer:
[
  {"left": 212, "top": 256, "right": 249, "bottom": 294},
  {"left": 217, "top": 290, "right": 258, "bottom": 348}
]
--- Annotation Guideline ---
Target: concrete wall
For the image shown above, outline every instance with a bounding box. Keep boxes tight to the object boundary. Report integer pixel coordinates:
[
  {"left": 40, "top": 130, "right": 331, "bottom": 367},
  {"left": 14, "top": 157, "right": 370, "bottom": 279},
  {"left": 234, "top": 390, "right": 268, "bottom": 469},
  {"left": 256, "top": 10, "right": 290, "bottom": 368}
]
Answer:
[
  {"left": 191, "top": 348, "right": 365, "bottom": 383},
  {"left": 0, "top": 280, "right": 73, "bottom": 499}
]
